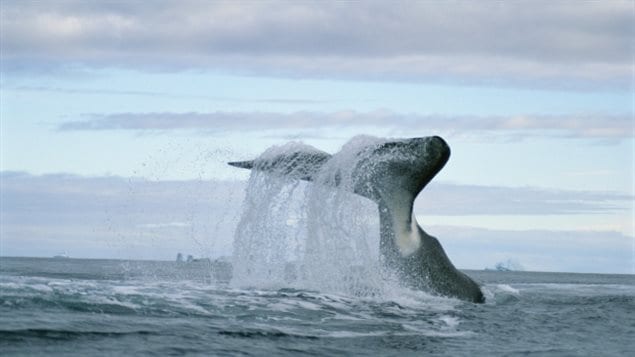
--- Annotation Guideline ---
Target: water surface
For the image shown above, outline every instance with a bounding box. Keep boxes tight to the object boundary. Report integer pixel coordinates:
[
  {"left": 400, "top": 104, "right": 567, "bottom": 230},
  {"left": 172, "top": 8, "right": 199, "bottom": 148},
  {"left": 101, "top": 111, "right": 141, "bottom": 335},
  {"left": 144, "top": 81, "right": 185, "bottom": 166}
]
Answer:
[{"left": 1, "top": 257, "right": 633, "bottom": 355}]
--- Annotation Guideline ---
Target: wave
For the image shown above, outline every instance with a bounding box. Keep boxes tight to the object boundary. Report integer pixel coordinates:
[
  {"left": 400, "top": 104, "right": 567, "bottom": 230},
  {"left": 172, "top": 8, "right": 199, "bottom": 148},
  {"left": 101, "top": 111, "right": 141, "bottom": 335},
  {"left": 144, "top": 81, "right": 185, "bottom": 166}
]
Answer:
[
  {"left": 218, "top": 329, "right": 319, "bottom": 340},
  {"left": 3, "top": 258, "right": 634, "bottom": 355},
  {"left": 0, "top": 328, "right": 156, "bottom": 342}
]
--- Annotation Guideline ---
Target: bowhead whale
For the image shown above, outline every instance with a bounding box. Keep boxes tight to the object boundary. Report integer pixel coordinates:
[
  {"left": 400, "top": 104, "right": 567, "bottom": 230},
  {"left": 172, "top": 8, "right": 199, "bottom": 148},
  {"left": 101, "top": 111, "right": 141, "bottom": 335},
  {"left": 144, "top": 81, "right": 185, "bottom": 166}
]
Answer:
[{"left": 229, "top": 136, "right": 485, "bottom": 303}]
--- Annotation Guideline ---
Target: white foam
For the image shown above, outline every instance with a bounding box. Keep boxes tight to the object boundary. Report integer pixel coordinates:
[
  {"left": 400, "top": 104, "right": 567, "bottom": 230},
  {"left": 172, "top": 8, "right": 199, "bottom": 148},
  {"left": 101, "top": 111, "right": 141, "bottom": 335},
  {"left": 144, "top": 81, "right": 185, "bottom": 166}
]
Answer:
[
  {"left": 29, "top": 284, "right": 54, "bottom": 293},
  {"left": 402, "top": 326, "right": 473, "bottom": 338},
  {"left": 496, "top": 284, "right": 520, "bottom": 295},
  {"left": 0, "top": 282, "right": 22, "bottom": 290},
  {"left": 439, "top": 315, "right": 461, "bottom": 329},
  {"left": 88, "top": 295, "right": 141, "bottom": 310}
]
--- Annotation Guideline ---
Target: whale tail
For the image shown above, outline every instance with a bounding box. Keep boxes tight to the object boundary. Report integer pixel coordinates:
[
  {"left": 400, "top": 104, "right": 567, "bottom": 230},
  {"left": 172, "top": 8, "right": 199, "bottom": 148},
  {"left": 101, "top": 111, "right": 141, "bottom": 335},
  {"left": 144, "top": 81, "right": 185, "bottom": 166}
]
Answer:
[
  {"left": 228, "top": 161, "right": 254, "bottom": 169},
  {"left": 229, "top": 136, "right": 449, "bottom": 203},
  {"left": 228, "top": 136, "right": 485, "bottom": 303},
  {"left": 230, "top": 149, "right": 332, "bottom": 182}
]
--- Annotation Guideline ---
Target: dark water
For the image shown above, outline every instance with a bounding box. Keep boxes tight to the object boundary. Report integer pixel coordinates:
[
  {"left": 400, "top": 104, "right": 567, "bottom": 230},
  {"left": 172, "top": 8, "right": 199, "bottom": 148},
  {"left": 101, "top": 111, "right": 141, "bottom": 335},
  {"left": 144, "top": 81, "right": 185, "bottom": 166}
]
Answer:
[{"left": 1, "top": 257, "right": 634, "bottom": 356}]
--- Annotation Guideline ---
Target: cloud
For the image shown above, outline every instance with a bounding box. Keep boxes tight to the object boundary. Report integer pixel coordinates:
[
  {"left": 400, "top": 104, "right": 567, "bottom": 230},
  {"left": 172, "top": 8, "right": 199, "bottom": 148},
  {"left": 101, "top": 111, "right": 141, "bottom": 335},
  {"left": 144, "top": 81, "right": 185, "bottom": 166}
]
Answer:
[
  {"left": 2, "top": 171, "right": 632, "bottom": 272},
  {"left": 0, "top": 171, "right": 246, "bottom": 259},
  {"left": 417, "top": 183, "right": 633, "bottom": 216},
  {"left": 1, "top": 171, "right": 632, "bottom": 272},
  {"left": 0, "top": 171, "right": 245, "bottom": 222},
  {"left": 58, "top": 111, "right": 634, "bottom": 140},
  {"left": 1, "top": 0, "right": 631, "bottom": 88},
  {"left": 137, "top": 222, "right": 191, "bottom": 229},
  {"left": 5, "top": 85, "right": 328, "bottom": 104},
  {"left": 2, "top": 171, "right": 630, "bottom": 221},
  {"left": 429, "top": 225, "right": 633, "bottom": 274}
]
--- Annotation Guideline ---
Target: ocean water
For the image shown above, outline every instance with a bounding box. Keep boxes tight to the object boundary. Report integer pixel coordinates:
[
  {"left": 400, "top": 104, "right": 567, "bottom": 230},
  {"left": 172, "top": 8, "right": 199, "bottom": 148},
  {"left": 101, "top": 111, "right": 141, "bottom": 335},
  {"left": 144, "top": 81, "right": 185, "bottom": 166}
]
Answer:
[{"left": 1, "top": 257, "right": 633, "bottom": 356}]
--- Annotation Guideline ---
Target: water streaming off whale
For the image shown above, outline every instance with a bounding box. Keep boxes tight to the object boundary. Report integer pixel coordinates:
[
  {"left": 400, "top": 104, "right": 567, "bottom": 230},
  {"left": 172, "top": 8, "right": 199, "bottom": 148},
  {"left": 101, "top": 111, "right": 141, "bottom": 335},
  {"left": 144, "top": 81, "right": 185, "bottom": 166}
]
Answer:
[{"left": 231, "top": 138, "right": 389, "bottom": 295}]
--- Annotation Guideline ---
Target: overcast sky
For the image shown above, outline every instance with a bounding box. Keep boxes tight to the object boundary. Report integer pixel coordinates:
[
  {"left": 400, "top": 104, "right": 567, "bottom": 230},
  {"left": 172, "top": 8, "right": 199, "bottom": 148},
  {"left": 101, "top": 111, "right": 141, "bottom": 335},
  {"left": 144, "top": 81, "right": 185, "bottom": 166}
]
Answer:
[{"left": 1, "top": 0, "right": 633, "bottom": 273}]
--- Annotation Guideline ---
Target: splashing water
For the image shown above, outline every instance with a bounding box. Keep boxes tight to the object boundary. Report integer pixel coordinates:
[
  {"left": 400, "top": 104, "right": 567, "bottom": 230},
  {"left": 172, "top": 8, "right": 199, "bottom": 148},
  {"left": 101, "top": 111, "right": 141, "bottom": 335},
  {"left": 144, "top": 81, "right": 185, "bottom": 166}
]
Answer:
[{"left": 231, "top": 136, "right": 401, "bottom": 296}]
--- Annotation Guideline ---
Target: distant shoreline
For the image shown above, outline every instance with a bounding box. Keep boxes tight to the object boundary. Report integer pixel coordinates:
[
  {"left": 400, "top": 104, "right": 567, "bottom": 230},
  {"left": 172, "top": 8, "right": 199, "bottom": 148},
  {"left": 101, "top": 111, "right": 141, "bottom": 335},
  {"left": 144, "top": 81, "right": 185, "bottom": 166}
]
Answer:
[{"left": 1, "top": 256, "right": 633, "bottom": 276}]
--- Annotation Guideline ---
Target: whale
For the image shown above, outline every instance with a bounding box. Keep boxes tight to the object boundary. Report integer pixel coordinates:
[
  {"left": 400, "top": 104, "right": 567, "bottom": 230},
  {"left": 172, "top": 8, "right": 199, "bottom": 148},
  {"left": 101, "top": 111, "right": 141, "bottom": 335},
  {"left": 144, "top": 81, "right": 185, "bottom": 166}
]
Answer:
[{"left": 229, "top": 136, "right": 485, "bottom": 303}]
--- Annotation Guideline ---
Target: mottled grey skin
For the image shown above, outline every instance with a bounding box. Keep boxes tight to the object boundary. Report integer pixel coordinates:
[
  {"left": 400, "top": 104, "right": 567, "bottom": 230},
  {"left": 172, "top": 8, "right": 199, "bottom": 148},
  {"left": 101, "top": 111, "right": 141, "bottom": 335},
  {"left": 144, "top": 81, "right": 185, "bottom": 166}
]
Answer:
[{"left": 229, "top": 136, "right": 484, "bottom": 303}]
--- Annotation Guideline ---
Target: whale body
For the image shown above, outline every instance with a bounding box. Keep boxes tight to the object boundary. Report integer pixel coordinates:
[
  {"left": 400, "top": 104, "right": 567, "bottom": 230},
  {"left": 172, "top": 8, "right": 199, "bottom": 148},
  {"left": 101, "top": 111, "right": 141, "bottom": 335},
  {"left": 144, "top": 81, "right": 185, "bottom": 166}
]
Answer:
[{"left": 229, "top": 136, "right": 485, "bottom": 303}]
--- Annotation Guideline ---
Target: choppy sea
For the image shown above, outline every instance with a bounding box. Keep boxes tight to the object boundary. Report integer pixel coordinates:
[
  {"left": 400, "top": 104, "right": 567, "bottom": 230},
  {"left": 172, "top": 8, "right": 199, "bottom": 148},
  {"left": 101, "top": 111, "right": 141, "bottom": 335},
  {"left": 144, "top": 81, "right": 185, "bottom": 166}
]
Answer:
[{"left": 1, "top": 257, "right": 633, "bottom": 356}]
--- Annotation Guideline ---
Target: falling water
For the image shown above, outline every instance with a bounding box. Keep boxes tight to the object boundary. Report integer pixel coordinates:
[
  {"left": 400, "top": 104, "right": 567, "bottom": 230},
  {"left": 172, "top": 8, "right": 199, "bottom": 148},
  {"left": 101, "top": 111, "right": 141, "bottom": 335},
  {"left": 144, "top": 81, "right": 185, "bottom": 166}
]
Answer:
[{"left": 231, "top": 137, "right": 396, "bottom": 295}]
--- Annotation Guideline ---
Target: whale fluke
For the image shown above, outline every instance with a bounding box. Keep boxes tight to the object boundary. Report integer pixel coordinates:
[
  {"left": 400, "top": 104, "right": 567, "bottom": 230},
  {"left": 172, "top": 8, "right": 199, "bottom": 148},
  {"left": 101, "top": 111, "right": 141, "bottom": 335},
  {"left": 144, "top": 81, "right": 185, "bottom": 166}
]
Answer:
[
  {"left": 228, "top": 161, "right": 254, "bottom": 169},
  {"left": 229, "top": 136, "right": 484, "bottom": 303},
  {"left": 231, "top": 150, "right": 331, "bottom": 181}
]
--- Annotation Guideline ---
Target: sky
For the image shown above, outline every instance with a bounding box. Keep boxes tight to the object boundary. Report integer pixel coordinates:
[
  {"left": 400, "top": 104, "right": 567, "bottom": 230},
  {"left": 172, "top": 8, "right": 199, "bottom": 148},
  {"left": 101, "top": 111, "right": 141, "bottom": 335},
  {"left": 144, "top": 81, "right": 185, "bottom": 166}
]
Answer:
[{"left": 1, "top": 0, "right": 634, "bottom": 273}]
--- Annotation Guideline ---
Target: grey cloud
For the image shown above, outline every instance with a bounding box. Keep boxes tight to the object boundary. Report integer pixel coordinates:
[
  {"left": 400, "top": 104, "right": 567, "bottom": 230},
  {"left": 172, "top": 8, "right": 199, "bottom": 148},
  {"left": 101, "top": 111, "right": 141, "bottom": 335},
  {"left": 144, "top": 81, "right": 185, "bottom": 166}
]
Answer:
[
  {"left": 1, "top": 0, "right": 631, "bottom": 88},
  {"left": 429, "top": 225, "right": 633, "bottom": 273},
  {"left": 58, "top": 111, "right": 634, "bottom": 140},
  {"left": 5, "top": 85, "right": 328, "bottom": 104},
  {"left": 1, "top": 171, "right": 630, "bottom": 226},
  {"left": 2, "top": 172, "right": 630, "bottom": 227},
  {"left": 1, "top": 171, "right": 632, "bottom": 272},
  {"left": 0, "top": 171, "right": 245, "bottom": 221},
  {"left": 0, "top": 171, "right": 245, "bottom": 260},
  {"left": 418, "top": 183, "right": 633, "bottom": 215}
]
